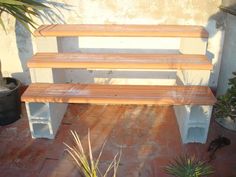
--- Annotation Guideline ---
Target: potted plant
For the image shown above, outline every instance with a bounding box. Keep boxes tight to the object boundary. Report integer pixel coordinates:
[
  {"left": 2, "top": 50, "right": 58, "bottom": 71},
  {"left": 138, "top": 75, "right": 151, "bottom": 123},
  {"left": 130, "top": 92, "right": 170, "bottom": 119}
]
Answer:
[
  {"left": 214, "top": 72, "right": 236, "bottom": 131},
  {"left": 0, "top": 0, "right": 48, "bottom": 125}
]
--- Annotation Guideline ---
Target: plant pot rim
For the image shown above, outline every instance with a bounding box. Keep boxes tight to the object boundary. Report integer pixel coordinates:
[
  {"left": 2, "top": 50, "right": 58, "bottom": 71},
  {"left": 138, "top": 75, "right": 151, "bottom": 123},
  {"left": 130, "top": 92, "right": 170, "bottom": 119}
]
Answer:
[
  {"left": 0, "top": 77, "right": 21, "bottom": 125},
  {"left": 0, "top": 77, "right": 21, "bottom": 94},
  {"left": 215, "top": 117, "right": 236, "bottom": 132}
]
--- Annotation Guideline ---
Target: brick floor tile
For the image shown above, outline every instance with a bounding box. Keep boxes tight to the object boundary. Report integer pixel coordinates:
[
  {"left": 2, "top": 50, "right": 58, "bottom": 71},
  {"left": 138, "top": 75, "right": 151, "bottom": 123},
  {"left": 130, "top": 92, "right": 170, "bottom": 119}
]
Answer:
[
  {"left": 0, "top": 166, "right": 38, "bottom": 177},
  {"left": 39, "top": 158, "right": 80, "bottom": 177}
]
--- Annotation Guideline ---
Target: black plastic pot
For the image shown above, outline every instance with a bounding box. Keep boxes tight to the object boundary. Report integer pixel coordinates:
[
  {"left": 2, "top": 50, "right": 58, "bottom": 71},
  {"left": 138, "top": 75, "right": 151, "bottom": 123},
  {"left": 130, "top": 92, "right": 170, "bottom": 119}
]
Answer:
[{"left": 0, "top": 77, "right": 21, "bottom": 125}]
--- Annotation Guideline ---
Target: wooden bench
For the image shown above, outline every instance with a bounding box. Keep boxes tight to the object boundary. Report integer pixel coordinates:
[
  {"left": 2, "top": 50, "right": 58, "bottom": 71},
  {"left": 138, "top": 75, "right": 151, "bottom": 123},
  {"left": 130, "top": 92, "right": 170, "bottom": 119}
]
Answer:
[
  {"left": 22, "top": 24, "right": 214, "bottom": 143},
  {"left": 21, "top": 83, "right": 216, "bottom": 105}
]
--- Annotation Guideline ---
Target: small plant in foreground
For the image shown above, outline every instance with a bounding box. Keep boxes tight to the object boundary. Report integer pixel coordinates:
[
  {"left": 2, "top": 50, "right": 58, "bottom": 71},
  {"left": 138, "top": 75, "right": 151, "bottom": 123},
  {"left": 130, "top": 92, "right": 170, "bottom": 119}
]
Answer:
[
  {"left": 164, "top": 155, "right": 214, "bottom": 177},
  {"left": 64, "top": 130, "right": 121, "bottom": 177}
]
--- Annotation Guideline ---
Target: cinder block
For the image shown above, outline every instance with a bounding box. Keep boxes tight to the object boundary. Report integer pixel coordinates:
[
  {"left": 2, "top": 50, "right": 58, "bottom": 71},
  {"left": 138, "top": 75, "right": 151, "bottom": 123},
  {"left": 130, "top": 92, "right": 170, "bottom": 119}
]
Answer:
[
  {"left": 180, "top": 37, "right": 207, "bottom": 55},
  {"left": 32, "top": 36, "right": 66, "bottom": 84},
  {"left": 176, "top": 70, "right": 210, "bottom": 86},
  {"left": 30, "top": 68, "right": 66, "bottom": 83},
  {"left": 27, "top": 35, "right": 68, "bottom": 139},
  {"left": 175, "top": 64, "right": 212, "bottom": 144},
  {"left": 174, "top": 105, "right": 190, "bottom": 143},
  {"left": 49, "top": 103, "right": 68, "bottom": 137},
  {"left": 36, "top": 37, "right": 58, "bottom": 52},
  {"left": 26, "top": 102, "right": 67, "bottom": 139},
  {"left": 174, "top": 105, "right": 212, "bottom": 144}
]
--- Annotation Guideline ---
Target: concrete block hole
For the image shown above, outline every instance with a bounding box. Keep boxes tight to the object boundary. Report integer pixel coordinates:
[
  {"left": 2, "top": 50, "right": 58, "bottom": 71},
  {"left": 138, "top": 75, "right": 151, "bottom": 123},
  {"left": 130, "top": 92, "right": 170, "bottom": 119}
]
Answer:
[
  {"left": 187, "top": 127, "right": 206, "bottom": 143},
  {"left": 32, "top": 123, "right": 51, "bottom": 138},
  {"left": 28, "top": 103, "right": 50, "bottom": 120}
]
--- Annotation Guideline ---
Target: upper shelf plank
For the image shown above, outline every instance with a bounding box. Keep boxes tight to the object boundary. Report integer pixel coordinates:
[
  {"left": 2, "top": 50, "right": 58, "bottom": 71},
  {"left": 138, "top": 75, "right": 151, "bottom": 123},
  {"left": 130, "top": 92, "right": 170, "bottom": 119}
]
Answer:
[
  {"left": 34, "top": 24, "right": 209, "bottom": 38},
  {"left": 28, "top": 53, "right": 212, "bottom": 70}
]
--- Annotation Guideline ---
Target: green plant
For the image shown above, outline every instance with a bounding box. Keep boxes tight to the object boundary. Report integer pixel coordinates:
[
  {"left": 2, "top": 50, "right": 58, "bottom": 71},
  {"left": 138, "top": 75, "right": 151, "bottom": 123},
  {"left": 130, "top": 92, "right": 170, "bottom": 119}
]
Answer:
[
  {"left": 64, "top": 130, "right": 121, "bottom": 177},
  {"left": 214, "top": 72, "right": 236, "bottom": 121},
  {"left": 0, "top": 0, "right": 48, "bottom": 31},
  {"left": 0, "top": 0, "right": 48, "bottom": 89},
  {"left": 164, "top": 155, "right": 214, "bottom": 177}
]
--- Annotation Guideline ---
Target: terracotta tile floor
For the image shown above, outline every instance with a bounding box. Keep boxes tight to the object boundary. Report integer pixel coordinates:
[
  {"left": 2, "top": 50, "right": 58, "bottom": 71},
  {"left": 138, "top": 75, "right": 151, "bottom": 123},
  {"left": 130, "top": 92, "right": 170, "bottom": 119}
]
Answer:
[{"left": 0, "top": 104, "right": 236, "bottom": 177}]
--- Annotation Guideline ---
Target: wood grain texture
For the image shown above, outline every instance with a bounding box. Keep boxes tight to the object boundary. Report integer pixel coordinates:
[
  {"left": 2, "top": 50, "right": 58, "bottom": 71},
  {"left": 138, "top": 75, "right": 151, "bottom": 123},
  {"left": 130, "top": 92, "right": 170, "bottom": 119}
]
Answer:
[
  {"left": 28, "top": 53, "right": 212, "bottom": 70},
  {"left": 34, "top": 24, "right": 209, "bottom": 38},
  {"left": 21, "top": 83, "right": 216, "bottom": 105}
]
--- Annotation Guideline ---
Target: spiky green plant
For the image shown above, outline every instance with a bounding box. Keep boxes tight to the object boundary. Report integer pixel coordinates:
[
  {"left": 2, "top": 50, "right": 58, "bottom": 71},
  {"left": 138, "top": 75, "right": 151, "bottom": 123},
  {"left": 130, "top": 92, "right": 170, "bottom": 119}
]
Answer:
[
  {"left": 64, "top": 130, "right": 121, "bottom": 177},
  {"left": 0, "top": 0, "right": 48, "bottom": 31},
  {"left": 164, "top": 155, "right": 214, "bottom": 177}
]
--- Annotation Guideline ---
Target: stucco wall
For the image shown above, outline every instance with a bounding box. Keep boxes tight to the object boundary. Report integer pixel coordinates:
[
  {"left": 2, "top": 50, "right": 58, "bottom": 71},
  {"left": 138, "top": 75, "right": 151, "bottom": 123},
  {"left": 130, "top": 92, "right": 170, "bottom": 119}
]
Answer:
[
  {"left": 217, "top": 13, "right": 236, "bottom": 95},
  {"left": 0, "top": 0, "right": 224, "bottom": 88}
]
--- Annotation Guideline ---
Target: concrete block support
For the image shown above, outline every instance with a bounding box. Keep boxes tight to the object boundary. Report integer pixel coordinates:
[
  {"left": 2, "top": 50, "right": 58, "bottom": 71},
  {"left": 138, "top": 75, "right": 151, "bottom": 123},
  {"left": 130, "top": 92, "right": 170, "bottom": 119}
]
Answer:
[
  {"left": 36, "top": 37, "right": 58, "bottom": 52},
  {"left": 26, "top": 102, "right": 67, "bottom": 139},
  {"left": 175, "top": 68, "right": 212, "bottom": 143},
  {"left": 26, "top": 36, "right": 68, "bottom": 139},
  {"left": 180, "top": 38, "right": 207, "bottom": 55},
  {"left": 176, "top": 36, "right": 212, "bottom": 143},
  {"left": 176, "top": 70, "right": 211, "bottom": 86},
  {"left": 30, "top": 68, "right": 66, "bottom": 83},
  {"left": 174, "top": 105, "right": 213, "bottom": 143},
  {"left": 31, "top": 36, "right": 66, "bottom": 84}
]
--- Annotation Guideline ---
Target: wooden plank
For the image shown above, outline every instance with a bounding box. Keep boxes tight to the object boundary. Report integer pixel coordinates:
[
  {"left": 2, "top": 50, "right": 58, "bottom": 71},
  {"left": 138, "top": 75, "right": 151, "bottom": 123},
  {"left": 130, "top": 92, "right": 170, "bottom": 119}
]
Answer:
[
  {"left": 34, "top": 24, "right": 209, "bottom": 38},
  {"left": 21, "top": 83, "right": 216, "bottom": 105},
  {"left": 28, "top": 53, "right": 213, "bottom": 70}
]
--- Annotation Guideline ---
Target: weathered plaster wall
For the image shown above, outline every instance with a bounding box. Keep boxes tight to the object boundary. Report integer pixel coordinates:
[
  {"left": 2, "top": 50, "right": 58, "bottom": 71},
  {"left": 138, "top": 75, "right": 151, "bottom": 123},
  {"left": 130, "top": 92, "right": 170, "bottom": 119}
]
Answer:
[
  {"left": 0, "top": 0, "right": 224, "bottom": 88},
  {"left": 217, "top": 13, "right": 236, "bottom": 95}
]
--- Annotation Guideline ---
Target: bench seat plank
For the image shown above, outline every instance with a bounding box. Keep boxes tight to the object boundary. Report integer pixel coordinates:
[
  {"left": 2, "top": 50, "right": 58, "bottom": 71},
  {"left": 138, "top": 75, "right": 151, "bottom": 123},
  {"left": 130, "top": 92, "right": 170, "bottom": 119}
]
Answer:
[
  {"left": 21, "top": 83, "right": 216, "bottom": 105},
  {"left": 34, "top": 24, "right": 208, "bottom": 38},
  {"left": 28, "top": 53, "right": 212, "bottom": 70}
]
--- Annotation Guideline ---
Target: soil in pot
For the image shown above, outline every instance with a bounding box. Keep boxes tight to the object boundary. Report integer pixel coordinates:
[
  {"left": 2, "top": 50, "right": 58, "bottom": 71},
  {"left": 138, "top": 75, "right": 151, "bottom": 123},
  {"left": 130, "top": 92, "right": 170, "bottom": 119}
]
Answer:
[{"left": 0, "top": 77, "right": 21, "bottom": 125}]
